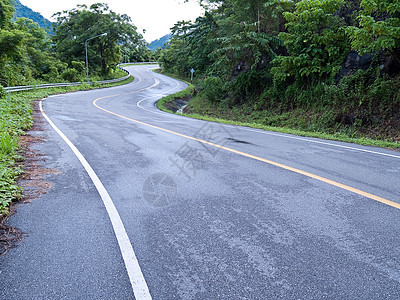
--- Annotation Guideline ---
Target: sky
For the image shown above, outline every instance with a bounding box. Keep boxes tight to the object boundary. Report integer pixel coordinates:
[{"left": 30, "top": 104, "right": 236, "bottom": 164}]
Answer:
[{"left": 19, "top": 0, "right": 204, "bottom": 42}]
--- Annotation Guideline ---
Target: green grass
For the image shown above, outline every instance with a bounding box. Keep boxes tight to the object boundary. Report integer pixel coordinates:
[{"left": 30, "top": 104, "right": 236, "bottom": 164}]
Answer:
[
  {"left": 0, "top": 74, "right": 134, "bottom": 216},
  {"left": 156, "top": 77, "right": 400, "bottom": 150}
]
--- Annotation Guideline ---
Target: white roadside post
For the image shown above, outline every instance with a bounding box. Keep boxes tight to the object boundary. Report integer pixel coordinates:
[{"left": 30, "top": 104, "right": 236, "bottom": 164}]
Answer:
[{"left": 190, "top": 68, "right": 195, "bottom": 82}]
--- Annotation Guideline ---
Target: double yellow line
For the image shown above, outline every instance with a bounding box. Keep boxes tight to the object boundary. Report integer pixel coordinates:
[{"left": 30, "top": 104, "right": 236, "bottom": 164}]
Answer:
[{"left": 93, "top": 82, "right": 400, "bottom": 211}]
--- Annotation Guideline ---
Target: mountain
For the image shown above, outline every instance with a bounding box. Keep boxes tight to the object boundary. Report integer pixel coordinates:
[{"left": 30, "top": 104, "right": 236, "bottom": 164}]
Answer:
[
  {"left": 148, "top": 34, "right": 171, "bottom": 51},
  {"left": 13, "top": 0, "right": 53, "bottom": 33}
]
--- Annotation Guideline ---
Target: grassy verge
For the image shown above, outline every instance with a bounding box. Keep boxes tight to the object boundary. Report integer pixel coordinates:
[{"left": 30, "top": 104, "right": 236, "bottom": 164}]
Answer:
[
  {"left": 155, "top": 70, "right": 195, "bottom": 113},
  {"left": 0, "top": 75, "right": 134, "bottom": 216},
  {"left": 156, "top": 75, "right": 400, "bottom": 150}
]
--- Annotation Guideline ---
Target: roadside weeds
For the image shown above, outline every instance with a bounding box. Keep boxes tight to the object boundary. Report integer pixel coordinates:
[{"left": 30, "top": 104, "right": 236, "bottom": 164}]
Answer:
[
  {"left": 0, "top": 76, "right": 134, "bottom": 255},
  {"left": 155, "top": 73, "right": 400, "bottom": 151}
]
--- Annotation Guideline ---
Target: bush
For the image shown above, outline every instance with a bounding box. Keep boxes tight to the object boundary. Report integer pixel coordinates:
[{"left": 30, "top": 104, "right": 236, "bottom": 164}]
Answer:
[
  {"left": 347, "top": 0, "right": 400, "bottom": 56},
  {"left": 0, "top": 84, "right": 5, "bottom": 99},
  {"left": 71, "top": 61, "right": 85, "bottom": 74},
  {"left": 202, "top": 76, "right": 225, "bottom": 103},
  {"left": 61, "top": 68, "right": 80, "bottom": 82},
  {"left": 273, "top": 0, "right": 349, "bottom": 85}
]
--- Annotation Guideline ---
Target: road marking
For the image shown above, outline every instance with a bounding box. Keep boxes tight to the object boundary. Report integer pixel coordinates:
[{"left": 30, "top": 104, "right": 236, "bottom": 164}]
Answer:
[
  {"left": 129, "top": 66, "right": 400, "bottom": 160},
  {"left": 94, "top": 95, "right": 400, "bottom": 211},
  {"left": 40, "top": 100, "right": 152, "bottom": 300},
  {"left": 136, "top": 77, "right": 183, "bottom": 115},
  {"left": 93, "top": 77, "right": 161, "bottom": 104},
  {"left": 238, "top": 127, "right": 400, "bottom": 159}
]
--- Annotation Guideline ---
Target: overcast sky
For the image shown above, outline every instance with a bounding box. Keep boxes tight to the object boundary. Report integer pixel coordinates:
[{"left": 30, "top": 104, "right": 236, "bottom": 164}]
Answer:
[{"left": 19, "top": 0, "right": 204, "bottom": 42}]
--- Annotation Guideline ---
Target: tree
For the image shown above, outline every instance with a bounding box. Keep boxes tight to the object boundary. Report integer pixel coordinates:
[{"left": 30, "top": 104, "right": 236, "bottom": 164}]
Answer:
[
  {"left": 272, "top": 0, "right": 349, "bottom": 85},
  {"left": 161, "top": 20, "right": 193, "bottom": 76},
  {"left": 0, "top": 0, "right": 13, "bottom": 29},
  {"left": 163, "top": 0, "right": 286, "bottom": 103},
  {"left": 347, "top": 0, "right": 400, "bottom": 53},
  {"left": 53, "top": 3, "right": 147, "bottom": 76},
  {"left": 14, "top": 18, "right": 67, "bottom": 82},
  {"left": 347, "top": 0, "right": 400, "bottom": 75},
  {"left": 0, "top": 0, "right": 29, "bottom": 85}
]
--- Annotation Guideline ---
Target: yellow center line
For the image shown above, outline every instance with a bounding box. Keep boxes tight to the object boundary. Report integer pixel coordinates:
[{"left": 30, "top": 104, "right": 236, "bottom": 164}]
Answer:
[{"left": 93, "top": 90, "right": 400, "bottom": 211}]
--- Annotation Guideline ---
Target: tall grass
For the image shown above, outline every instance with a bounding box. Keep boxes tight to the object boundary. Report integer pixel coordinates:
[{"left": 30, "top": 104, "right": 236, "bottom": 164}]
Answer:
[{"left": 0, "top": 91, "right": 30, "bottom": 215}]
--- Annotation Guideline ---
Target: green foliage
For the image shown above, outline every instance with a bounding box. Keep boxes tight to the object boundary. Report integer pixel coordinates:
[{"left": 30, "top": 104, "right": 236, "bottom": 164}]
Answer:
[
  {"left": 60, "top": 60, "right": 85, "bottom": 82},
  {"left": 0, "top": 87, "right": 32, "bottom": 213},
  {"left": 0, "top": 3, "right": 67, "bottom": 86},
  {"left": 211, "top": 26, "right": 282, "bottom": 75},
  {"left": 0, "top": 84, "right": 5, "bottom": 98},
  {"left": 0, "top": 132, "right": 17, "bottom": 155},
  {"left": 0, "top": 0, "right": 14, "bottom": 29},
  {"left": 202, "top": 76, "right": 224, "bottom": 103},
  {"left": 229, "top": 69, "right": 272, "bottom": 105},
  {"left": 53, "top": 3, "right": 148, "bottom": 76},
  {"left": 347, "top": 0, "right": 400, "bottom": 55},
  {"left": 161, "top": 0, "right": 285, "bottom": 101},
  {"left": 13, "top": 18, "right": 67, "bottom": 82},
  {"left": 61, "top": 68, "right": 80, "bottom": 82},
  {"left": 13, "top": 0, "right": 53, "bottom": 33},
  {"left": 0, "top": 29, "right": 29, "bottom": 86},
  {"left": 272, "top": 0, "right": 349, "bottom": 84},
  {"left": 0, "top": 163, "right": 22, "bottom": 215},
  {"left": 161, "top": 20, "right": 193, "bottom": 77}
]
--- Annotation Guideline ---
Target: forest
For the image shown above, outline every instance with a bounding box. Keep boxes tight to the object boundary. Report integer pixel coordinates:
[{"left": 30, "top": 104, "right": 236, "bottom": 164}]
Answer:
[
  {"left": 160, "top": 0, "right": 400, "bottom": 142},
  {"left": 13, "top": 0, "right": 53, "bottom": 33},
  {"left": 0, "top": 1, "right": 150, "bottom": 214},
  {"left": 0, "top": 0, "right": 151, "bottom": 88}
]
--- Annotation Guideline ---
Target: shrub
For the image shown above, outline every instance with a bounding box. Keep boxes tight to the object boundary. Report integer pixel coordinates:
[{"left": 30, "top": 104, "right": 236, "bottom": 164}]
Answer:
[
  {"left": 202, "top": 76, "right": 225, "bottom": 103},
  {"left": 61, "top": 68, "right": 80, "bottom": 82},
  {"left": 0, "top": 84, "right": 5, "bottom": 99},
  {"left": 347, "top": 0, "right": 400, "bottom": 55},
  {"left": 273, "top": 0, "right": 349, "bottom": 85}
]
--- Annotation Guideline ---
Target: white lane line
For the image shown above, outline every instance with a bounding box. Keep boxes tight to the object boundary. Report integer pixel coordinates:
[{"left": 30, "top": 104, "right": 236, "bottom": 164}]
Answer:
[
  {"left": 137, "top": 69, "right": 400, "bottom": 160},
  {"left": 137, "top": 68, "right": 399, "bottom": 160},
  {"left": 136, "top": 78, "right": 182, "bottom": 115},
  {"left": 237, "top": 127, "right": 400, "bottom": 159},
  {"left": 132, "top": 65, "right": 400, "bottom": 159},
  {"left": 124, "top": 68, "right": 142, "bottom": 87},
  {"left": 39, "top": 100, "right": 152, "bottom": 300}
]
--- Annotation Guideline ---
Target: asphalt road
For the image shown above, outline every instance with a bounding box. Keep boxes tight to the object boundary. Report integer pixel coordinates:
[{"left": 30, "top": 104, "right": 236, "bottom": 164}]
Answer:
[{"left": 1, "top": 65, "right": 400, "bottom": 299}]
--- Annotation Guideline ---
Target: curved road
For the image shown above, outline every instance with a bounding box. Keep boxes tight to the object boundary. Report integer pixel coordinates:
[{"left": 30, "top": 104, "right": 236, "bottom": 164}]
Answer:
[{"left": 1, "top": 65, "right": 400, "bottom": 299}]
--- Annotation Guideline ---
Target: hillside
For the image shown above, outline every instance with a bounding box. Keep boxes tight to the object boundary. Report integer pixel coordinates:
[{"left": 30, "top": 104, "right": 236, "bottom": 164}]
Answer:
[
  {"left": 160, "top": 0, "right": 400, "bottom": 144},
  {"left": 13, "top": 0, "right": 53, "bottom": 33},
  {"left": 148, "top": 34, "right": 170, "bottom": 51}
]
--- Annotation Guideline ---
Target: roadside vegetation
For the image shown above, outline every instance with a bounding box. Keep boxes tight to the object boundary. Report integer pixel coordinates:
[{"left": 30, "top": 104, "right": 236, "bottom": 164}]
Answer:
[
  {"left": 159, "top": 0, "right": 400, "bottom": 146},
  {"left": 0, "top": 75, "right": 134, "bottom": 216},
  {"left": 0, "top": 0, "right": 143, "bottom": 215},
  {"left": 0, "top": 1, "right": 152, "bottom": 87},
  {"left": 156, "top": 72, "right": 400, "bottom": 149}
]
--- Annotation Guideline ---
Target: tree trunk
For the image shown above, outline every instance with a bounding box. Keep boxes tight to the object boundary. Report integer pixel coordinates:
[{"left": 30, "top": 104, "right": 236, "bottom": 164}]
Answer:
[{"left": 99, "top": 42, "right": 107, "bottom": 74}]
